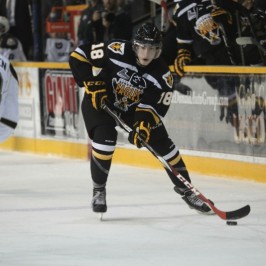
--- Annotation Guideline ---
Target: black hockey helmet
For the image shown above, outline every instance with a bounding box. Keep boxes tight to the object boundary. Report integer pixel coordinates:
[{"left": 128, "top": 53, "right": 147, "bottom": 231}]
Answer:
[
  {"left": 133, "top": 22, "right": 162, "bottom": 59},
  {"left": 133, "top": 22, "right": 162, "bottom": 48}
]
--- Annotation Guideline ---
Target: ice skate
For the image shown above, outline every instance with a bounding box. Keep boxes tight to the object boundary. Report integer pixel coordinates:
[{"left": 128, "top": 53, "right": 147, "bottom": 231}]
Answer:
[
  {"left": 91, "top": 187, "right": 107, "bottom": 220},
  {"left": 174, "top": 186, "right": 214, "bottom": 215}
]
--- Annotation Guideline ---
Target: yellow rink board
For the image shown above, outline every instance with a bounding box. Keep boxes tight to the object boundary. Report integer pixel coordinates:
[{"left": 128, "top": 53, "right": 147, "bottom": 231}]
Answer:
[{"left": 1, "top": 137, "right": 265, "bottom": 183}]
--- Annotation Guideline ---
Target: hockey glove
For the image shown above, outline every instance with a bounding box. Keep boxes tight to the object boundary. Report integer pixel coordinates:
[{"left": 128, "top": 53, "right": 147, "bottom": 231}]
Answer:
[
  {"left": 211, "top": 6, "right": 232, "bottom": 26},
  {"left": 174, "top": 46, "right": 191, "bottom": 77},
  {"left": 128, "top": 120, "right": 151, "bottom": 148},
  {"left": 84, "top": 80, "right": 107, "bottom": 111}
]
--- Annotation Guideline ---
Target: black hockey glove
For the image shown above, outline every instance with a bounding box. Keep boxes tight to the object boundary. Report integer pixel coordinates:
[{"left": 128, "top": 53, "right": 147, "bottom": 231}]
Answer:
[
  {"left": 174, "top": 45, "right": 191, "bottom": 77},
  {"left": 128, "top": 120, "right": 151, "bottom": 148},
  {"left": 84, "top": 80, "right": 107, "bottom": 111},
  {"left": 211, "top": 6, "right": 232, "bottom": 26}
]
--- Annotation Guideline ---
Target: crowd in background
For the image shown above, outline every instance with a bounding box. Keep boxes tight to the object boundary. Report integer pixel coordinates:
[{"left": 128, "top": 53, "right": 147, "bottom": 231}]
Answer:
[
  {"left": 0, "top": 0, "right": 265, "bottom": 66},
  {"left": 0, "top": 0, "right": 145, "bottom": 61}
]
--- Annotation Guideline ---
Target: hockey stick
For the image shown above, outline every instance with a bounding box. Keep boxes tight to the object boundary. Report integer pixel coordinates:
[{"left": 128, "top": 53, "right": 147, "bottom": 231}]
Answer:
[
  {"left": 235, "top": 10, "right": 245, "bottom": 65},
  {"left": 236, "top": 36, "right": 266, "bottom": 55},
  {"left": 210, "top": 0, "right": 236, "bottom": 65},
  {"left": 219, "top": 24, "right": 237, "bottom": 65},
  {"left": 102, "top": 104, "right": 251, "bottom": 220},
  {"left": 149, "top": 0, "right": 171, "bottom": 32},
  {"left": 245, "top": 13, "right": 266, "bottom": 64}
]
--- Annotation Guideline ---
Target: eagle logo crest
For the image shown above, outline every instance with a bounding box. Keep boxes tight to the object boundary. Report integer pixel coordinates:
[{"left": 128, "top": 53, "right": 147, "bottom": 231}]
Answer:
[
  {"left": 108, "top": 42, "right": 125, "bottom": 55},
  {"left": 163, "top": 71, "right": 173, "bottom": 88}
]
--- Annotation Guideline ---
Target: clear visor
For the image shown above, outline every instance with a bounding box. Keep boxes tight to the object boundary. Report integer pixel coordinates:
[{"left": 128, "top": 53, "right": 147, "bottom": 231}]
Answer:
[{"left": 134, "top": 41, "right": 162, "bottom": 49}]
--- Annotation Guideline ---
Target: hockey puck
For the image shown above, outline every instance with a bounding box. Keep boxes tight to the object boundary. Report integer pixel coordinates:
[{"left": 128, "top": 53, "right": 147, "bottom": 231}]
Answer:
[{"left": 226, "top": 221, "right": 238, "bottom": 226}]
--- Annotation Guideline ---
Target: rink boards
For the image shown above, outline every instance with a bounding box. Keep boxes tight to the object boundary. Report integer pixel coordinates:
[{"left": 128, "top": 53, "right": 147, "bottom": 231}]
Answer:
[{"left": 0, "top": 62, "right": 266, "bottom": 183}]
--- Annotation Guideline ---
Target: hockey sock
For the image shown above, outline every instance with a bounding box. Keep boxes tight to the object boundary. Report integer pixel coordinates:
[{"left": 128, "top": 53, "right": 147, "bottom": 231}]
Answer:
[
  {"left": 166, "top": 154, "right": 191, "bottom": 188},
  {"left": 90, "top": 141, "right": 115, "bottom": 185}
]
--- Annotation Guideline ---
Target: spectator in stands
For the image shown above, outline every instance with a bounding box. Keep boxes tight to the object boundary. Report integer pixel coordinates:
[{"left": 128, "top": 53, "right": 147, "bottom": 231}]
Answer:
[
  {"left": 77, "top": 0, "right": 103, "bottom": 45},
  {"left": 109, "top": 0, "right": 132, "bottom": 40},
  {"left": 0, "top": 16, "right": 26, "bottom": 61},
  {"left": 0, "top": 0, "right": 33, "bottom": 60},
  {"left": 77, "top": 0, "right": 132, "bottom": 44}
]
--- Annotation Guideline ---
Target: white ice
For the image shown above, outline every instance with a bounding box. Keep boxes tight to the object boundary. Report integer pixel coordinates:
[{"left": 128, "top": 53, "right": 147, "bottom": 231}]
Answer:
[{"left": 0, "top": 151, "right": 265, "bottom": 266}]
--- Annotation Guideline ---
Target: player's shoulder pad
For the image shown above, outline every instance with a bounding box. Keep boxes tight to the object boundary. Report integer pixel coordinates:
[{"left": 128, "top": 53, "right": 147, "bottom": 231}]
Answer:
[
  {"left": 156, "top": 67, "right": 173, "bottom": 90},
  {"left": 107, "top": 39, "right": 131, "bottom": 57},
  {"left": 151, "top": 58, "right": 174, "bottom": 90},
  {"left": 162, "top": 70, "right": 174, "bottom": 89},
  {"left": 173, "top": 0, "right": 197, "bottom": 17}
]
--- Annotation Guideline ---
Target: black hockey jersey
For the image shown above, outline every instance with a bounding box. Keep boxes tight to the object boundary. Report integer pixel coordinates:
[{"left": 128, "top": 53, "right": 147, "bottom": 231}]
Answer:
[
  {"left": 172, "top": 0, "right": 240, "bottom": 57},
  {"left": 69, "top": 40, "right": 173, "bottom": 121}
]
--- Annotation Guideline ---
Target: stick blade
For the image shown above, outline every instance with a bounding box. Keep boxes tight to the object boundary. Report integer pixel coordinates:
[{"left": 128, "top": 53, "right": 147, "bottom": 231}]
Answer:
[
  {"left": 210, "top": 204, "right": 251, "bottom": 220},
  {"left": 225, "top": 205, "right": 251, "bottom": 220}
]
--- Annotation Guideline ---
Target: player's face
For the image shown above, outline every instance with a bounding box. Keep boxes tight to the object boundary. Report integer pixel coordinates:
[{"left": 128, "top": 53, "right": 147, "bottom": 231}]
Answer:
[{"left": 135, "top": 44, "right": 158, "bottom": 66}]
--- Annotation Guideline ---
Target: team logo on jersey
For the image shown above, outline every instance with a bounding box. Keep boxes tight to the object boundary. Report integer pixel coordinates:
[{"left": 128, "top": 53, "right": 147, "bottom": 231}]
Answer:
[
  {"left": 108, "top": 42, "right": 125, "bottom": 55},
  {"left": 162, "top": 71, "right": 173, "bottom": 88},
  {"left": 194, "top": 14, "right": 221, "bottom": 45},
  {"left": 187, "top": 7, "right": 197, "bottom": 21},
  {"left": 112, "top": 70, "right": 146, "bottom": 111},
  {"left": 174, "top": 3, "right": 197, "bottom": 21}
]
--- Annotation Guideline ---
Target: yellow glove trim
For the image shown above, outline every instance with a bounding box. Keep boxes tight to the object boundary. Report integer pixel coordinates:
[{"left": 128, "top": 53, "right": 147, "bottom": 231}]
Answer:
[
  {"left": 84, "top": 81, "right": 107, "bottom": 110},
  {"left": 133, "top": 121, "right": 151, "bottom": 146},
  {"left": 139, "top": 121, "right": 151, "bottom": 142},
  {"left": 174, "top": 49, "right": 191, "bottom": 77},
  {"left": 135, "top": 107, "right": 160, "bottom": 125}
]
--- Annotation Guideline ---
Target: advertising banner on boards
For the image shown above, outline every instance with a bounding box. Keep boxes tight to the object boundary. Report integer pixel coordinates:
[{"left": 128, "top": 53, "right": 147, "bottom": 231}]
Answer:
[
  {"left": 39, "top": 68, "right": 86, "bottom": 140},
  {"left": 164, "top": 73, "right": 266, "bottom": 157},
  {"left": 15, "top": 67, "right": 41, "bottom": 138}
]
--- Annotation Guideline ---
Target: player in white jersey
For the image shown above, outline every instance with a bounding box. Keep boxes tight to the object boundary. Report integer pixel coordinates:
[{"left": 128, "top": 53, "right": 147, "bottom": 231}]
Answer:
[{"left": 0, "top": 54, "right": 19, "bottom": 142}]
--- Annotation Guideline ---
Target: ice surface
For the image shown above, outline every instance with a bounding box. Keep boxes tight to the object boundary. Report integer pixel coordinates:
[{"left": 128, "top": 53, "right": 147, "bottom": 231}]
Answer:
[{"left": 0, "top": 151, "right": 265, "bottom": 266}]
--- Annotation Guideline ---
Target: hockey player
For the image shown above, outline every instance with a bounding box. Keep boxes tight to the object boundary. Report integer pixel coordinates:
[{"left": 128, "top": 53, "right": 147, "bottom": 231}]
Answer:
[
  {"left": 0, "top": 54, "right": 19, "bottom": 143},
  {"left": 69, "top": 22, "right": 213, "bottom": 216},
  {"left": 171, "top": 0, "right": 248, "bottom": 76}
]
